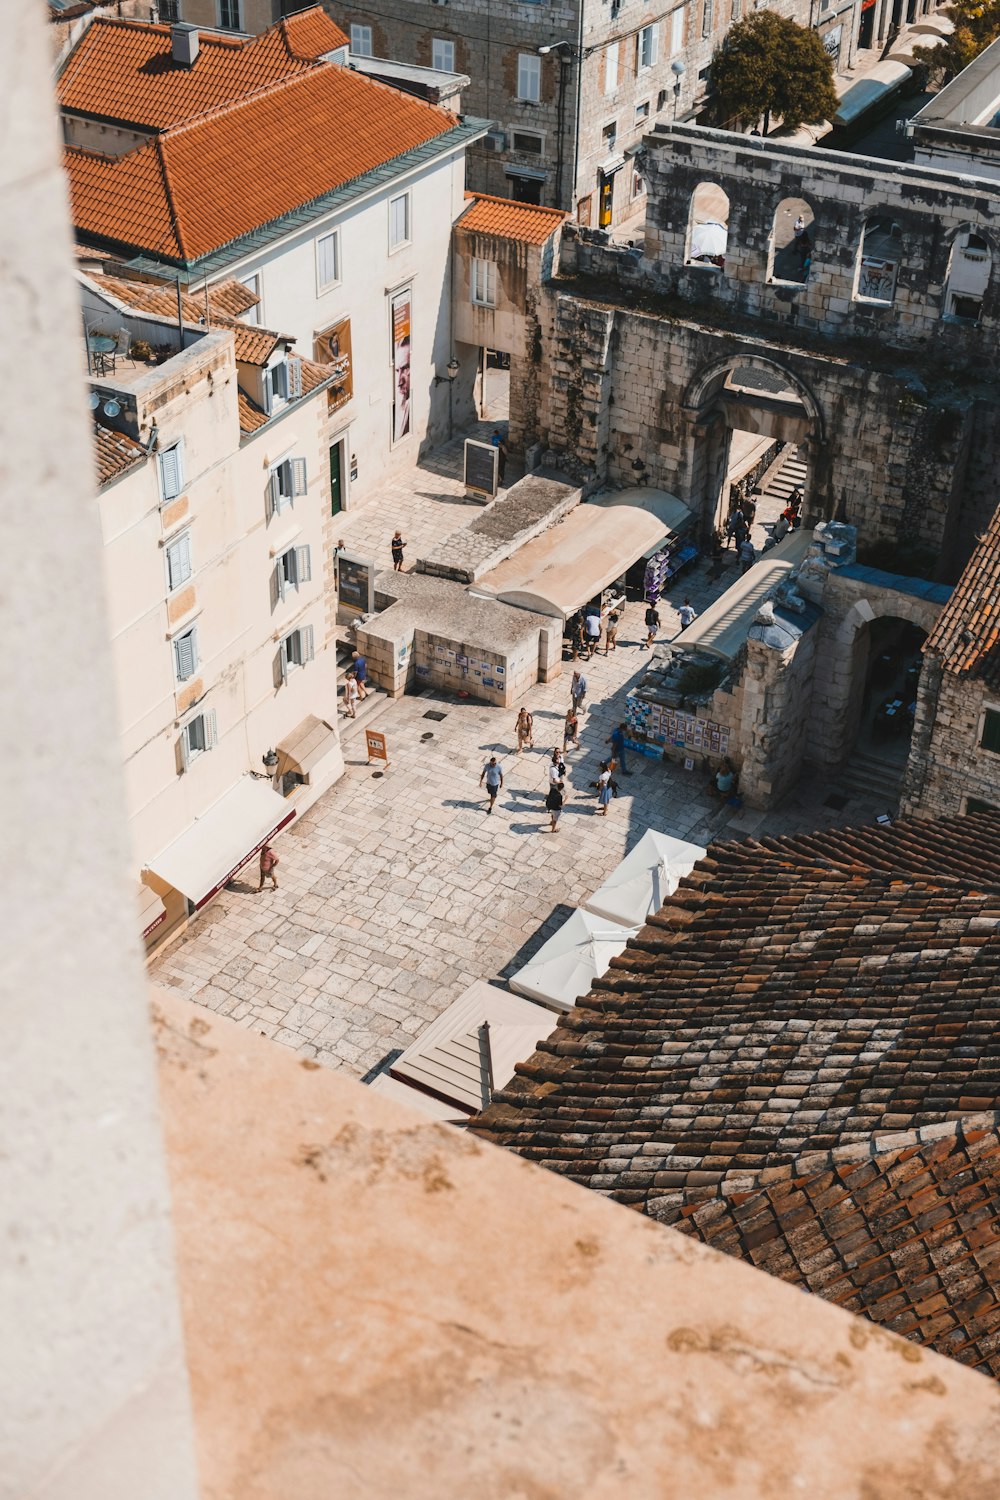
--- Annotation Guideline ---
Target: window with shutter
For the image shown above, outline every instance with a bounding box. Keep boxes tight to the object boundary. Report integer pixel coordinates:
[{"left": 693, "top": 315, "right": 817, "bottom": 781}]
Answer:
[
  {"left": 287, "top": 357, "right": 302, "bottom": 400},
  {"left": 350, "top": 23, "right": 372, "bottom": 55},
  {"left": 296, "top": 546, "right": 312, "bottom": 585},
  {"left": 181, "top": 709, "right": 214, "bottom": 768},
  {"left": 158, "top": 443, "right": 184, "bottom": 502},
  {"left": 291, "top": 456, "right": 307, "bottom": 495},
  {"left": 165, "top": 530, "right": 192, "bottom": 592},
  {"left": 302, "top": 624, "right": 315, "bottom": 663},
  {"left": 605, "top": 41, "right": 619, "bottom": 95},
  {"left": 981, "top": 708, "right": 1000, "bottom": 753},
  {"left": 517, "top": 54, "right": 541, "bottom": 101},
  {"left": 173, "top": 625, "right": 198, "bottom": 682},
  {"left": 316, "top": 232, "right": 339, "bottom": 292},
  {"left": 670, "top": 8, "right": 685, "bottom": 54},
  {"left": 638, "top": 24, "right": 659, "bottom": 70},
  {"left": 389, "top": 194, "right": 410, "bottom": 250}
]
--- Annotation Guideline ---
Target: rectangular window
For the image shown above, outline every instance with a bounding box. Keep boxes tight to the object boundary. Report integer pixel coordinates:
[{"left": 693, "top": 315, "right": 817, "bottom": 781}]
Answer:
[
  {"left": 432, "top": 37, "right": 455, "bottom": 71},
  {"left": 967, "top": 796, "right": 999, "bottom": 813},
  {"left": 276, "top": 545, "right": 313, "bottom": 601},
  {"left": 512, "top": 130, "right": 544, "bottom": 154},
  {"left": 605, "top": 40, "right": 619, "bottom": 95},
  {"left": 239, "top": 272, "right": 261, "bottom": 325},
  {"left": 280, "top": 624, "right": 315, "bottom": 681},
  {"left": 267, "top": 357, "right": 302, "bottom": 410},
  {"left": 173, "top": 625, "right": 199, "bottom": 683},
  {"left": 217, "top": 0, "right": 241, "bottom": 31},
  {"left": 165, "top": 529, "right": 192, "bottom": 592},
  {"left": 670, "top": 7, "right": 685, "bottom": 54},
  {"left": 981, "top": 708, "right": 1000, "bottom": 753},
  {"left": 471, "top": 257, "right": 497, "bottom": 307},
  {"left": 316, "top": 231, "right": 340, "bottom": 293},
  {"left": 268, "top": 456, "right": 308, "bottom": 518},
  {"left": 517, "top": 53, "right": 541, "bottom": 102},
  {"left": 180, "top": 708, "right": 216, "bottom": 770},
  {"left": 602, "top": 120, "right": 618, "bottom": 148},
  {"left": 657, "top": 88, "right": 668, "bottom": 111},
  {"left": 635, "top": 100, "right": 650, "bottom": 123},
  {"left": 350, "top": 24, "right": 372, "bottom": 56},
  {"left": 389, "top": 192, "right": 411, "bottom": 250},
  {"left": 158, "top": 441, "right": 184, "bottom": 502},
  {"left": 638, "top": 23, "right": 659, "bottom": 71},
  {"left": 702, "top": 0, "right": 713, "bottom": 38}
]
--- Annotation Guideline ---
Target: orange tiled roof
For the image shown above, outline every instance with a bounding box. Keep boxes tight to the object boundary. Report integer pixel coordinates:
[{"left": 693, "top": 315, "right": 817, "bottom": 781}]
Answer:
[
  {"left": 59, "top": 8, "right": 347, "bottom": 130},
  {"left": 458, "top": 192, "right": 566, "bottom": 246},
  {"left": 86, "top": 269, "right": 258, "bottom": 322},
  {"left": 65, "top": 66, "right": 458, "bottom": 265},
  {"left": 925, "top": 501, "right": 1000, "bottom": 686},
  {"left": 238, "top": 388, "right": 269, "bottom": 435},
  {"left": 92, "top": 420, "right": 146, "bottom": 485}
]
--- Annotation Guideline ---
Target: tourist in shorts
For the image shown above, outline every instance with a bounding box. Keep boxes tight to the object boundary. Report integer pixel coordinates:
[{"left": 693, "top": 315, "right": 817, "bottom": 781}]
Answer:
[{"left": 479, "top": 756, "right": 504, "bottom": 814}]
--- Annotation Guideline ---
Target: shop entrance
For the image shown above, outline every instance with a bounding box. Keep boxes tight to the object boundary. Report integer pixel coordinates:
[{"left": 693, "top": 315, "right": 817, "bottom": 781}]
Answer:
[
  {"left": 835, "top": 616, "right": 928, "bottom": 807},
  {"left": 329, "top": 438, "right": 345, "bottom": 515}
]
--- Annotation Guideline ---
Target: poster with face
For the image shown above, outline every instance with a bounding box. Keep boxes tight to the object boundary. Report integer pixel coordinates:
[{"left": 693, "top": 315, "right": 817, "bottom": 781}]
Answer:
[{"left": 391, "top": 289, "right": 411, "bottom": 443}]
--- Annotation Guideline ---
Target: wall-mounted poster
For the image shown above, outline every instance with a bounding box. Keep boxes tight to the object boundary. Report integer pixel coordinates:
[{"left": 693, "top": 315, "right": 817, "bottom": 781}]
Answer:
[{"left": 391, "top": 288, "right": 411, "bottom": 443}]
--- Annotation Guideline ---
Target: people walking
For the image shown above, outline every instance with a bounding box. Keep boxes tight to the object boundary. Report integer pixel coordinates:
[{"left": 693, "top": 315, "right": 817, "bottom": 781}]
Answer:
[
  {"left": 570, "top": 668, "right": 587, "bottom": 714},
  {"left": 479, "top": 755, "right": 504, "bottom": 814},
  {"left": 604, "top": 609, "right": 620, "bottom": 653},
  {"left": 391, "top": 530, "right": 406, "bottom": 571},
  {"left": 515, "top": 707, "right": 534, "bottom": 753},
  {"left": 351, "top": 650, "right": 369, "bottom": 699},
  {"left": 677, "top": 598, "right": 697, "bottom": 631},
  {"left": 545, "top": 779, "right": 564, "bottom": 832},
  {"left": 584, "top": 607, "right": 602, "bottom": 658},
  {"left": 548, "top": 747, "right": 567, "bottom": 786},
  {"left": 642, "top": 601, "right": 661, "bottom": 650},
  {"left": 343, "top": 671, "right": 359, "bottom": 718},
  {"left": 258, "top": 842, "right": 279, "bottom": 891},
  {"left": 738, "top": 537, "right": 757, "bottom": 575},
  {"left": 596, "top": 762, "right": 614, "bottom": 817},
  {"left": 608, "top": 723, "right": 632, "bottom": 775},
  {"left": 563, "top": 706, "right": 580, "bottom": 752}
]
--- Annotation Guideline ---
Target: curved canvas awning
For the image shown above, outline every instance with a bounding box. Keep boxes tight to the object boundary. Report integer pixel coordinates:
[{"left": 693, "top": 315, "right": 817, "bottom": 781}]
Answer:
[
  {"left": 138, "top": 881, "right": 166, "bottom": 939},
  {"left": 679, "top": 529, "right": 812, "bottom": 662},
  {"left": 277, "top": 715, "right": 339, "bottom": 779},
  {"left": 147, "top": 777, "right": 295, "bottom": 909}
]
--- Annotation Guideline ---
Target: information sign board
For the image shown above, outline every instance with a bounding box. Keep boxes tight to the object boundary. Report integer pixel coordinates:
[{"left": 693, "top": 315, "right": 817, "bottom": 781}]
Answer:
[{"left": 464, "top": 439, "right": 499, "bottom": 499}]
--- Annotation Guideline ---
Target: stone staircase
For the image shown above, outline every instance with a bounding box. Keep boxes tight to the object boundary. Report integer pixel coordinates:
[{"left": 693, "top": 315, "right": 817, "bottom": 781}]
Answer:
[
  {"left": 833, "top": 748, "right": 905, "bottom": 808},
  {"left": 760, "top": 447, "right": 807, "bottom": 512},
  {"left": 335, "top": 634, "right": 390, "bottom": 749}
]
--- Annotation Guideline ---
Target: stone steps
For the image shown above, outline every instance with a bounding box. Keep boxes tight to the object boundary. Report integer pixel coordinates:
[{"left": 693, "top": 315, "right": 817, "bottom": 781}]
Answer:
[
  {"left": 834, "top": 749, "right": 904, "bottom": 807},
  {"left": 336, "top": 682, "right": 391, "bottom": 748}
]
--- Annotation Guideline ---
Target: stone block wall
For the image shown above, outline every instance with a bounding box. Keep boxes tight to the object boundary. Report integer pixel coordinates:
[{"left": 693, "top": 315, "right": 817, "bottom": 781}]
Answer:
[
  {"left": 902, "top": 664, "right": 1000, "bottom": 817},
  {"left": 413, "top": 629, "right": 533, "bottom": 707},
  {"left": 738, "top": 625, "right": 818, "bottom": 806}
]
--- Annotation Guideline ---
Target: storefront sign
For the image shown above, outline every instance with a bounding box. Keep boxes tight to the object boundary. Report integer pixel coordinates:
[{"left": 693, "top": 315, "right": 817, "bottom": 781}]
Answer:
[
  {"left": 464, "top": 439, "right": 499, "bottom": 499},
  {"left": 366, "top": 729, "right": 389, "bottom": 764},
  {"left": 391, "top": 289, "right": 411, "bottom": 443},
  {"left": 142, "top": 907, "right": 167, "bottom": 939},
  {"left": 337, "top": 550, "right": 375, "bottom": 615}
]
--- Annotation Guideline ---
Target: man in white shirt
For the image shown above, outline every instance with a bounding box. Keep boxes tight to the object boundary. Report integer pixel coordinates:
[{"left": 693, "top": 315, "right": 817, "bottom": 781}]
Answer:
[
  {"left": 677, "top": 599, "right": 697, "bottom": 631},
  {"left": 584, "top": 610, "right": 602, "bottom": 657}
]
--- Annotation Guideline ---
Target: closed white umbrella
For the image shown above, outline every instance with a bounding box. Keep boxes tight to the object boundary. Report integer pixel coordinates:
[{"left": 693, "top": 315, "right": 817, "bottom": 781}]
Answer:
[
  {"left": 584, "top": 829, "right": 706, "bottom": 929},
  {"left": 690, "top": 221, "right": 728, "bottom": 259},
  {"left": 509, "top": 908, "right": 635, "bottom": 1012}
]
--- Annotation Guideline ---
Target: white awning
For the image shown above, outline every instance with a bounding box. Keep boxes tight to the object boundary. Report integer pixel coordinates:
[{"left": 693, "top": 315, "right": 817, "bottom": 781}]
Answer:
[
  {"left": 678, "top": 528, "right": 812, "bottom": 661},
  {"left": 834, "top": 62, "right": 912, "bottom": 128},
  {"left": 390, "top": 981, "right": 557, "bottom": 1115},
  {"left": 583, "top": 829, "right": 706, "bottom": 929},
  {"left": 277, "top": 715, "right": 339, "bottom": 778},
  {"left": 138, "top": 882, "right": 166, "bottom": 939},
  {"left": 147, "top": 777, "right": 295, "bottom": 909},
  {"left": 509, "top": 908, "right": 635, "bottom": 1012},
  {"left": 367, "top": 1070, "right": 468, "bottom": 1125},
  {"left": 476, "top": 499, "right": 668, "bottom": 620}
]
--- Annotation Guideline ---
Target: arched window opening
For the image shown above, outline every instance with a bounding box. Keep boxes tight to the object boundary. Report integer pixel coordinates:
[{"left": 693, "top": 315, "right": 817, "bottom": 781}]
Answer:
[
  {"left": 768, "top": 198, "right": 814, "bottom": 285},
  {"left": 686, "top": 182, "right": 729, "bottom": 270},
  {"left": 855, "top": 216, "right": 902, "bottom": 304},
  {"left": 943, "top": 226, "right": 991, "bottom": 322}
]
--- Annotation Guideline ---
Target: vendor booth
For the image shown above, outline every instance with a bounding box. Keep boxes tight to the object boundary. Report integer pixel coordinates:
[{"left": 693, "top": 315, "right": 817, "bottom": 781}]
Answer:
[{"left": 145, "top": 777, "right": 295, "bottom": 913}]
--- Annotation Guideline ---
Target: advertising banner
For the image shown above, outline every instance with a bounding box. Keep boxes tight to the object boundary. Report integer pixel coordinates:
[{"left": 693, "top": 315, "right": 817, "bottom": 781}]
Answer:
[{"left": 391, "top": 289, "right": 411, "bottom": 443}]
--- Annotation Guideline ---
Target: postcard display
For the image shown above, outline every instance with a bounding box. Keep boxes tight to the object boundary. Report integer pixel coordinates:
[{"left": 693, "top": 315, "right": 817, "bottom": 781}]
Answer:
[{"left": 625, "top": 694, "right": 731, "bottom": 759}]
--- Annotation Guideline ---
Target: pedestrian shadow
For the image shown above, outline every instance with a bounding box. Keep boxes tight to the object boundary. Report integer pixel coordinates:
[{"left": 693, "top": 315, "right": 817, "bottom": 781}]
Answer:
[
  {"left": 224, "top": 878, "right": 259, "bottom": 895},
  {"left": 498, "top": 903, "right": 577, "bottom": 978}
]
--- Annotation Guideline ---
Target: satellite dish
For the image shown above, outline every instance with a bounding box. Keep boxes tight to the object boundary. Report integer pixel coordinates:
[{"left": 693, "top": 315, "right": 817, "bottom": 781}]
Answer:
[
  {"left": 103, "top": 399, "right": 121, "bottom": 418},
  {"left": 88, "top": 391, "right": 100, "bottom": 410}
]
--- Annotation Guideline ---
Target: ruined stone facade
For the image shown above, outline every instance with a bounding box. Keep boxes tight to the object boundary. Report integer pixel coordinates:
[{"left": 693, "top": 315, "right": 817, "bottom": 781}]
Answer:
[{"left": 515, "top": 123, "right": 1000, "bottom": 570}]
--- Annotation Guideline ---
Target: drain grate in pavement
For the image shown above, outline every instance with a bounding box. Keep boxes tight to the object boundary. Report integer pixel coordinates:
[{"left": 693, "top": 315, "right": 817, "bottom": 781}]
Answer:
[
  {"left": 423, "top": 710, "right": 447, "bottom": 721},
  {"left": 824, "top": 792, "right": 849, "bottom": 810},
  {"left": 420, "top": 732, "right": 434, "bottom": 741}
]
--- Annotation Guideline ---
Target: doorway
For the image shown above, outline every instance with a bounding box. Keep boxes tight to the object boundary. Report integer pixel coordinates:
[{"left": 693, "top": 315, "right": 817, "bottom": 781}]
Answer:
[
  {"left": 509, "top": 174, "right": 543, "bottom": 206},
  {"left": 599, "top": 174, "right": 614, "bottom": 228},
  {"left": 329, "top": 436, "right": 347, "bottom": 515}
]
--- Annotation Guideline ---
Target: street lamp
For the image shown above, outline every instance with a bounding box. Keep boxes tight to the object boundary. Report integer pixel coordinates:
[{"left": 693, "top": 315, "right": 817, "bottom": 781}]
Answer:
[
  {"left": 262, "top": 748, "right": 279, "bottom": 778},
  {"left": 433, "top": 356, "right": 460, "bottom": 387},
  {"left": 671, "top": 59, "right": 686, "bottom": 120}
]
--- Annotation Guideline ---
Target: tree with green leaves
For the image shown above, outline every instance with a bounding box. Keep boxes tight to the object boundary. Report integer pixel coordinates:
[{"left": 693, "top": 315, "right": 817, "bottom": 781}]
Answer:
[
  {"left": 913, "top": 0, "right": 1000, "bottom": 84},
  {"left": 711, "top": 11, "right": 839, "bottom": 133}
]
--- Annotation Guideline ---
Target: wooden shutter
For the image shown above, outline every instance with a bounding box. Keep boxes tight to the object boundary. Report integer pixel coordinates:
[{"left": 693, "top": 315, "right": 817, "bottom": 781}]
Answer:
[
  {"left": 159, "top": 443, "right": 183, "bottom": 500},
  {"left": 276, "top": 557, "right": 287, "bottom": 603},
  {"left": 279, "top": 634, "right": 290, "bottom": 683},
  {"left": 318, "top": 234, "right": 337, "bottom": 288},
  {"left": 174, "top": 628, "right": 196, "bottom": 681},
  {"left": 296, "top": 546, "right": 312, "bottom": 585},
  {"left": 651, "top": 22, "right": 660, "bottom": 64},
  {"left": 167, "top": 531, "right": 191, "bottom": 590},
  {"left": 302, "top": 624, "right": 315, "bottom": 663},
  {"left": 204, "top": 708, "right": 217, "bottom": 749},
  {"left": 287, "top": 357, "right": 302, "bottom": 400},
  {"left": 267, "top": 471, "right": 280, "bottom": 519},
  {"left": 179, "top": 727, "right": 191, "bottom": 772},
  {"left": 291, "top": 456, "right": 308, "bottom": 495},
  {"left": 270, "top": 562, "right": 281, "bottom": 611}
]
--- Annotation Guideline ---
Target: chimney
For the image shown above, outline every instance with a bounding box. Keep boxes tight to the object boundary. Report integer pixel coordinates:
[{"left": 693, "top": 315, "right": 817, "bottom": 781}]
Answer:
[{"left": 171, "top": 22, "right": 199, "bottom": 68}]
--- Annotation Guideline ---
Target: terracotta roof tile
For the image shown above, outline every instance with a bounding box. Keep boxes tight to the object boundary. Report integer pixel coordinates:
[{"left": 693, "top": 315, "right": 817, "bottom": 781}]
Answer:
[
  {"left": 925, "top": 502, "right": 1000, "bottom": 686},
  {"left": 65, "top": 64, "right": 458, "bottom": 264},
  {"left": 58, "top": 8, "right": 347, "bottom": 130},
  {"left": 237, "top": 388, "right": 268, "bottom": 434},
  {"left": 92, "top": 420, "right": 146, "bottom": 485},
  {"left": 458, "top": 192, "right": 567, "bottom": 246},
  {"left": 86, "top": 269, "right": 258, "bottom": 322}
]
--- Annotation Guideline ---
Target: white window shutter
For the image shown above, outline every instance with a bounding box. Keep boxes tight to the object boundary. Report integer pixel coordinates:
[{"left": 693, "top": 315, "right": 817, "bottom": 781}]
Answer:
[
  {"left": 159, "top": 444, "right": 182, "bottom": 500},
  {"left": 291, "top": 456, "right": 308, "bottom": 495},
  {"left": 288, "top": 357, "right": 302, "bottom": 400},
  {"left": 279, "top": 635, "right": 290, "bottom": 683},
  {"left": 318, "top": 234, "right": 337, "bottom": 287},
  {"left": 174, "top": 630, "right": 195, "bottom": 681},
  {"left": 651, "top": 22, "right": 660, "bottom": 65},
  {"left": 267, "top": 471, "right": 279, "bottom": 519},
  {"left": 296, "top": 545, "right": 312, "bottom": 585},
  {"left": 205, "top": 708, "right": 218, "bottom": 749},
  {"left": 276, "top": 559, "right": 287, "bottom": 603},
  {"left": 487, "top": 261, "right": 497, "bottom": 304},
  {"left": 178, "top": 531, "right": 192, "bottom": 583},
  {"left": 303, "top": 624, "right": 315, "bottom": 663},
  {"left": 180, "top": 727, "right": 191, "bottom": 772}
]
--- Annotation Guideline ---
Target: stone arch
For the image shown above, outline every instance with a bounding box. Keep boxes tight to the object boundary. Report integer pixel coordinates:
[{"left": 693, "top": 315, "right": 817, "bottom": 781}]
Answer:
[
  {"left": 684, "top": 354, "right": 826, "bottom": 443},
  {"left": 942, "top": 224, "right": 992, "bottom": 323},
  {"left": 767, "top": 195, "right": 817, "bottom": 286},
  {"left": 685, "top": 182, "right": 730, "bottom": 269}
]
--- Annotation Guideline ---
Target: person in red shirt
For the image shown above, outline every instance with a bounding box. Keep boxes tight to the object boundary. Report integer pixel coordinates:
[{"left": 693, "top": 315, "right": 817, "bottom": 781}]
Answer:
[{"left": 258, "top": 842, "right": 279, "bottom": 892}]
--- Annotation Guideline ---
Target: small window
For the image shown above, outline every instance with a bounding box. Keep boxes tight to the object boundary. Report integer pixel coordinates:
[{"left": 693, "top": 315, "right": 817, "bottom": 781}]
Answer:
[
  {"left": 432, "top": 37, "right": 455, "bottom": 71},
  {"left": 173, "top": 624, "right": 199, "bottom": 683},
  {"left": 280, "top": 624, "right": 315, "bottom": 681},
  {"left": 512, "top": 130, "right": 544, "bottom": 154},
  {"left": 268, "top": 456, "right": 308, "bottom": 517},
  {"left": 316, "top": 231, "right": 340, "bottom": 293},
  {"left": 267, "top": 357, "right": 302, "bottom": 410},
  {"left": 670, "top": 7, "right": 685, "bottom": 53},
  {"left": 657, "top": 88, "right": 668, "bottom": 111},
  {"left": 471, "top": 257, "right": 497, "bottom": 307},
  {"left": 981, "top": 708, "right": 1000, "bottom": 754},
  {"left": 350, "top": 24, "right": 372, "bottom": 56},
  {"left": 967, "top": 796, "right": 999, "bottom": 813},
  {"left": 217, "top": 0, "right": 241, "bottom": 31},
  {"left": 180, "top": 709, "right": 217, "bottom": 770},
  {"left": 165, "top": 529, "right": 192, "bottom": 592},
  {"left": 638, "top": 23, "right": 659, "bottom": 71},
  {"left": 389, "top": 192, "right": 411, "bottom": 250},
  {"left": 702, "top": 0, "right": 713, "bottom": 38},
  {"left": 239, "top": 272, "right": 261, "bottom": 325},
  {"left": 605, "top": 40, "right": 620, "bottom": 95},
  {"left": 517, "top": 53, "right": 541, "bottom": 102},
  {"left": 276, "top": 545, "right": 312, "bottom": 601},
  {"left": 603, "top": 120, "right": 618, "bottom": 148},
  {"left": 158, "top": 441, "right": 184, "bottom": 502},
  {"left": 635, "top": 100, "right": 650, "bottom": 123}
]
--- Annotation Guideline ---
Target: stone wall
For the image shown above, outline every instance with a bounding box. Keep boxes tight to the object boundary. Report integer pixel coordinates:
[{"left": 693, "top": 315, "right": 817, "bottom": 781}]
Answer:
[
  {"left": 902, "top": 664, "right": 1000, "bottom": 817},
  {"left": 739, "top": 621, "right": 818, "bottom": 806}
]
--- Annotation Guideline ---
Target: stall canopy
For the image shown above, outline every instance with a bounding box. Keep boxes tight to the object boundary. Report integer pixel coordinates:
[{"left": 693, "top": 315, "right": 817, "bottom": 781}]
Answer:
[
  {"left": 368, "top": 1070, "right": 468, "bottom": 1125},
  {"left": 583, "top": 829, "right": 706, "bottom": 929},
  {"left": 834, "top": 62, "right": 912, "bottom": 129},
  {"left": 474, "top": 495, "right": 670, "bottom": 620},
  {"left": 679, "top": 528, "right": 812, "bottom": 662},
  {"left": 277, "top": 714, "right": 339, "bottom": 779},
  {"left": 389, "top": 981, "right": 557, "bottom": 1115},
  {"left": 509, "top": 907, "right": 635, "bottom": 1012},
  {"left": 147, "top": 777, "right": 295, "bottom": 909},
  {"left": 138, "top": 881, "right": 166, "bottom": 939}
]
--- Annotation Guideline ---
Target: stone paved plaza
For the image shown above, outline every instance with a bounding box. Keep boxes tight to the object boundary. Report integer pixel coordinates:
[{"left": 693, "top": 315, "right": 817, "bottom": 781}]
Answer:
[{"left": 151, "top": 439, "right": 889, "bottom": 1079}]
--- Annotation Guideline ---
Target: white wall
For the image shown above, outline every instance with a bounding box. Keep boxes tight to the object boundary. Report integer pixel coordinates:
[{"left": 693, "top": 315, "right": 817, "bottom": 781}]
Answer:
[
  {"left": 200, "top": 148, "right": 468, "bottom": 507},
  {"left": 0, "top": 3, "right": 200, "bottom": 1494}
]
